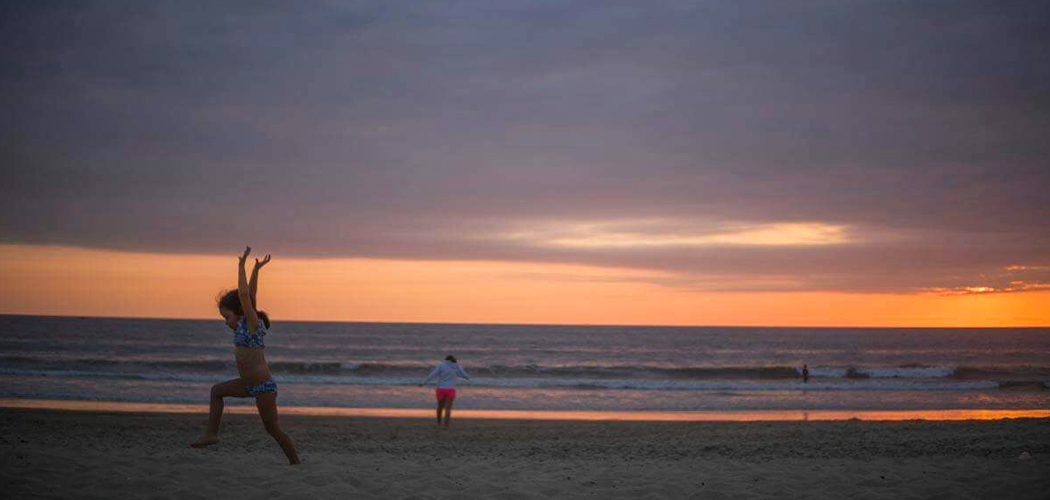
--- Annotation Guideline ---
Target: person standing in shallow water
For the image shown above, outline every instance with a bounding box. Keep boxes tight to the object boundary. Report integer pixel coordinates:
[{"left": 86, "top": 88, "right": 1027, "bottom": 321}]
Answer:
[
  {"left": 802, "top": 364, "right": 810, "bottom": 383},
  {"left": 419, "top": 355, "right": 471, "bottom": 428},
  {"left": 190, "top": 246, "right": 300, "bottom": 465}
]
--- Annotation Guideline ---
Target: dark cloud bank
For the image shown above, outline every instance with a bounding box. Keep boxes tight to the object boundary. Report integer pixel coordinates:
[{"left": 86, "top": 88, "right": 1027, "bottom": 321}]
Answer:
[{"left": 1, "top": 1, "right": 1048, "bottom": 293}]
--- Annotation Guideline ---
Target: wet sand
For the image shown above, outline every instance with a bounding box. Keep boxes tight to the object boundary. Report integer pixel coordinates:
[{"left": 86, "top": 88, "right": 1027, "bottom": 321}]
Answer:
[
  {"left": 2, "top": 408, "right": 1049, "bottom": 499},
  {"left": 5, "top": 398, "right": 1048, "bottom": 421}
]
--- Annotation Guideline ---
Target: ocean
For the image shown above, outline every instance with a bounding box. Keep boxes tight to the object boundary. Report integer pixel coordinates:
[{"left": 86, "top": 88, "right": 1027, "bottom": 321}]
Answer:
[{"left": 1, "top": 315, "right": 1047, "bottom": 414}]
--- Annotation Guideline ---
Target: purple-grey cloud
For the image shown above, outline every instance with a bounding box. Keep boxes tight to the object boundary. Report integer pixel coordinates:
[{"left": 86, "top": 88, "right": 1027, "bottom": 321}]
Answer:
[{"left": 1, "top": 0, "right": 1048, "bottom": 293}]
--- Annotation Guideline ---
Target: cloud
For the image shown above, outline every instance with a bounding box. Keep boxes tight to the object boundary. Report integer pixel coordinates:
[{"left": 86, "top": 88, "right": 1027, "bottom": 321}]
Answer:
[
  {"left": 1, "top": 0, "right": 1048, "bottom": 293},
  {"left": 502, "top": 220, "right": 851, "bottom": 248},
  {"left": 920, "top": 265, "right": 1050, "bottom": 296}
]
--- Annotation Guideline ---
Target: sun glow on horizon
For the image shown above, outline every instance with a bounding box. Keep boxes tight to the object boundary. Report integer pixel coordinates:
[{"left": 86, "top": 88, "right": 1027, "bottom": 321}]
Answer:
[{"left": 0, "top": 244, "right": 1048, "bottom": 327}]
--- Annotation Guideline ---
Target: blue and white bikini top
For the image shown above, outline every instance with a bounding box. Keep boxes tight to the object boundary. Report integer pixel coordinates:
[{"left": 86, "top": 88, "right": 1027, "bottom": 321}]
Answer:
[{"left": 233, "top": 317, "right": 267, "bottom": 349}]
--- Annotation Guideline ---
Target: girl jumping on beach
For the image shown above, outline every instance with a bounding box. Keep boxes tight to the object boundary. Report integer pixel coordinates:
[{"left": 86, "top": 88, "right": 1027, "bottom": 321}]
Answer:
[
  {"left": 419, "top": 355, "right": 470, "bottom": 428},
  {"left": 190, "top": 246, "right": 300, "bottom": 465}
]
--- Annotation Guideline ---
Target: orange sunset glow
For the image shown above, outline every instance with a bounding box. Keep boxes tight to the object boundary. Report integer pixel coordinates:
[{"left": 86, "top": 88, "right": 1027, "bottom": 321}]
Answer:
[{"left": 2, "top": 244, "right": 1046, "bottom": 327}]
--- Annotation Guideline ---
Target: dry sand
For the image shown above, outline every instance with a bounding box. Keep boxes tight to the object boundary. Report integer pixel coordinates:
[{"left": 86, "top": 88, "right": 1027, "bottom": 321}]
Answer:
[{"left": 2, "top": 408, "right": 1048, "bottom": 499}]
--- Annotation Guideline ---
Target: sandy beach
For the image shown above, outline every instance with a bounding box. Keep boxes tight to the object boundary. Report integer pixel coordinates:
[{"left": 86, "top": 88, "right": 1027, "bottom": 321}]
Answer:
[{"left": 2, "top": 408, "right": 1048, "bottom": 500}]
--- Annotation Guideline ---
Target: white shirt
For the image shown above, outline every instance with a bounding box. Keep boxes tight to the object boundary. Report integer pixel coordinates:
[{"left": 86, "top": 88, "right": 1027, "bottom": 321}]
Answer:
[{"left": 421, "top": 360, "right": 471, "bottom": 388}]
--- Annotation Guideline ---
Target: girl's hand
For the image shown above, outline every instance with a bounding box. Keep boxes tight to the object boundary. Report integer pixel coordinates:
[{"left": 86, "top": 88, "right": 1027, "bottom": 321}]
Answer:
[
  {"left": 239, "top": 246, "right": 251, "bottom": 265},
  {"left": 254, "top": 254, "right": 271, "bottom": 269}
]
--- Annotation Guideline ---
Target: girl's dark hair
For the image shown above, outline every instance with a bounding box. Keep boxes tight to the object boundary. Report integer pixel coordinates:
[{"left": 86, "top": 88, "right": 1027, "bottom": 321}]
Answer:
[
  {"left": 445, "top": 355, "right": 457, "bottom": 363},
  {"left": 217, "top": 290, "right": 270, "bottom": 329}
]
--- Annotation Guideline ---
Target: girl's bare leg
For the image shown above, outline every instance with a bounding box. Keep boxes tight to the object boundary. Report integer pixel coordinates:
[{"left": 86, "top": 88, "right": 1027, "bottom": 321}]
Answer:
[
  {"left": 436, "top": 399, "right": 446, "bottom": 425},
  {"left": 191, "top": 378, "right": 247, "bottom": 448},
  {"left": 255, "top": 393, "right": 301, "bottom": 465},
  {"left": 443, "top": 399, "right": 454, "bottom": 428}
]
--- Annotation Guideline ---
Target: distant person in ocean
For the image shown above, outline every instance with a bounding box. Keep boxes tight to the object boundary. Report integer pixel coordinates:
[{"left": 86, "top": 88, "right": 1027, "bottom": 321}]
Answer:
[
  {"left": 419, "top": 355, "right": 471, "bottom": 428},
  {"left": 802, "top": 364, "right": 810, "bottom": 383},
  {"left": 190, "top": 246, "right": 300, "bottom": 465}
]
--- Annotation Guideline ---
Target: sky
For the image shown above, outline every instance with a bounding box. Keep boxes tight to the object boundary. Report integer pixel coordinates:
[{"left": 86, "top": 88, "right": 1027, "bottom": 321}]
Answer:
[{"left": 1, "top": 1, "right": 1048, "bottom": 325}]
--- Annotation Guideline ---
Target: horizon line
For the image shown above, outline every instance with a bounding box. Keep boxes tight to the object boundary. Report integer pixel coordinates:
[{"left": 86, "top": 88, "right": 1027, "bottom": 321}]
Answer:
[{"left": 1, "top": 312, "right": 1046, "bottom": 330}]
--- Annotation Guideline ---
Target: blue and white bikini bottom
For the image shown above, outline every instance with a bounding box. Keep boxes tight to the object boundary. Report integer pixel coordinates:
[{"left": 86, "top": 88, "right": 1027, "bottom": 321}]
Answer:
[{"left": 246, "top": 377, "right": 277, "bottom": 396}]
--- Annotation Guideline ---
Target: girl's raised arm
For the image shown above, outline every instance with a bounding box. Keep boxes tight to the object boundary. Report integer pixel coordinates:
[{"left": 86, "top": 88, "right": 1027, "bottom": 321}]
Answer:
[
  {"left": 237, "top": 246, "right": 261, "bottom": 332},
  {"left": 250, "top": 254, "right": 271, "bottom": 306}
]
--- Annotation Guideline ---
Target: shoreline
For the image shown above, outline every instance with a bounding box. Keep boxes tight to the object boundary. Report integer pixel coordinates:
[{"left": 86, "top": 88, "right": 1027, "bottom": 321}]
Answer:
[{"left": 3, "top": 397, "right": 1049, "bottom": 422}]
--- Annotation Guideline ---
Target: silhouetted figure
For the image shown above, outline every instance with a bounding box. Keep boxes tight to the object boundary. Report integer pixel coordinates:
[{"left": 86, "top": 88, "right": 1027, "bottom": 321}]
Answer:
[
  {"left": 191, "top": 247, "right": 299, "bottom": 465},
  {"left": 802, "top": 364, "right": 810, "bottom": 383}
]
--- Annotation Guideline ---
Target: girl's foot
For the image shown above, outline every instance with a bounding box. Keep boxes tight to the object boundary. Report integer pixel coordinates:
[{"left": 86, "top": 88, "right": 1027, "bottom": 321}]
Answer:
[
  {"left": 289, "top": 455, "right": 302, "bottom": 465},
  {"left": 190, "top": 436, "right": 219, "bottom": 448}
]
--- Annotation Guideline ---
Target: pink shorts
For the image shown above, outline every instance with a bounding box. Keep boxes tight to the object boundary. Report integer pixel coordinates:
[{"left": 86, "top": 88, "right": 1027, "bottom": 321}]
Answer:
[{"left": 435, "top": 388, "right": 456, "bottom": 401}]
